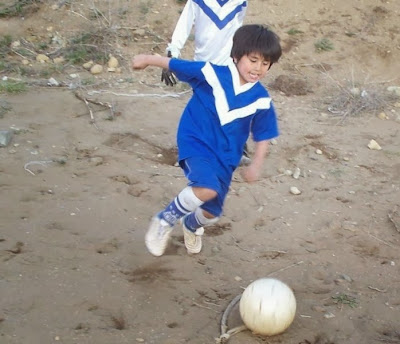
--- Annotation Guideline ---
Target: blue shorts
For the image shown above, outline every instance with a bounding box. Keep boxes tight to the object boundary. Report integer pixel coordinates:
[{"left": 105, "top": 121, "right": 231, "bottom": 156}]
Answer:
[{"left": 180, "top": 157, "right": 232, "bottom": 217}]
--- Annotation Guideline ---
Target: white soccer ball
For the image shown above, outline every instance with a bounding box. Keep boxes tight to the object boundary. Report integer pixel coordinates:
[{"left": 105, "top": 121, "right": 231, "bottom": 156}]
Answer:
[{"left": 239, "top": 278, "right": 296, "bottom": 336}]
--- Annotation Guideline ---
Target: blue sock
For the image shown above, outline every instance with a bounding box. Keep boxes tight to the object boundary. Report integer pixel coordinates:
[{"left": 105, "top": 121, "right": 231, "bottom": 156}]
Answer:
[
  {"left": 160, "top": 197, "right": 189, "bottom": 226},
  {"left": 184, "top": 212, "right": 202, "bottom": 233},
  {"left": 158, "top": 187, "right": 204, "bottom": 227}
]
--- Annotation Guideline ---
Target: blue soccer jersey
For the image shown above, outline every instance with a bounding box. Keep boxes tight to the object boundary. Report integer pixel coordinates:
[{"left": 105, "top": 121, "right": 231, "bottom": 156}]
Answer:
[{"left": 169, "top": 58, "right": 279, "bottom": 173}]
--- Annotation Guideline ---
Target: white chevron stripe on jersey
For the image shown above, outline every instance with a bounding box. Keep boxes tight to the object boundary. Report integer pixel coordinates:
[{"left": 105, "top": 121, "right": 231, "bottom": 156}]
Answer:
[{"left": 201, "top": 62, "right": 272, "bottom": 126}]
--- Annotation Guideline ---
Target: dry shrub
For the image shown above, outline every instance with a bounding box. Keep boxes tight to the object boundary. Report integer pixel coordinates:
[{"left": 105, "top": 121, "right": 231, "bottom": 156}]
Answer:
[{"left": 325, "top": 84, "right": 398, "bottom": 119}]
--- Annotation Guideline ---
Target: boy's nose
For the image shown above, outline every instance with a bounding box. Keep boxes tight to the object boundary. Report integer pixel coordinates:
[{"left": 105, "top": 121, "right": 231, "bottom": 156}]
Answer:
[{"left": 254, "top": 61, "right": 262, "bottom": 70}]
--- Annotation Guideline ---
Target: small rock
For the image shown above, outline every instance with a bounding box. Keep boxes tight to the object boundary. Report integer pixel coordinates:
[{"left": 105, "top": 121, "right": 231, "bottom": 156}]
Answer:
[
  {"left": 90, "top": 64, "right": 103, "bottom": 74},
  {"left": 320, "top": 174, "right": 326, "bottom": 179},
  {"left": 89, "top": 157, "right": 104, "bottom": 166},
  {"left": 284, "top": 169, "right": 293, "bottom": 176},
  {"left": 0, "top": 130, "right": 13, "bottom": 147},
  {"left": 340, "top": 274, "right": 353, "bottom": 282},
  {"left": 53, "top": 57, "right": 64, "bottom": 64},
  {"left": 367, "top": 139, "right": 382, "bottom": 150},
  {"left": 290, "top": 186, "right": 301, "bottom": 195},
  {"left": 293, "top": 167, "right": 301, "bottom": 179},
  {"left": 311, "top": 305, "right": 326, "bottom": 313},
  {"left": 324, "top": 312, "right": 335, "bottom": 319},
  {"left": 315, "top": 149, "right": 323, "bottom": 155},
  {"left": 22, "top": 59, "right": 29, "bottom": 65},
  {"left": 36, "top": 54, "right": 50, "bottom": 63},
  {"left": 342, "top": 220, "right": 357, "bottom": 232},
  {"left": 343, "top": 156, "right": 349, "bottom": 161},
  {"left": 135, "top": 339, "right": 145, "bottom": 343},
  {"left": 48, "top": 77, "right": 59, "bottom": 86},
  {"left": 11, "top": 40, "right": 21, "bottom": 49},
  {"left": 350, "top": 87, "right": 360, "bottom": 96},
  {"left": 377, "top": 112, "right": 389, "bottom": 120},
  {"left": 133, "top": 28, "right": 146, "bottom": 36},
  {"left": 82, "top": 60, "right": 94, "bottom": 69},
  {"left": 234, "top": 276, "right": 242, "bottom": 281},
  {"left": 387, "top": 86, "right": 400, "bottom": 97},
  {"left": 211, "top": 246, "right": 220, "bottom": 253},
  {"left": 270, "top": 138, "right": 278, "bottom": 145},
  {"left": 108, "top": 55, "right": 119, "bottom": 68}
]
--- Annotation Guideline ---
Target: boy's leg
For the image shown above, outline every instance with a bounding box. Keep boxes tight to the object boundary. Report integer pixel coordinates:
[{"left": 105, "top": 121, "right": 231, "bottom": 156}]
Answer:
[
  {"left": 146, "top": 186, "right": 204, "bottom": 256},
  {"left": 182, "top": 207, "right": 219, "bottom": 254},
  {"left": 178, "top": 156, "right": 225, "bottom": 254}
]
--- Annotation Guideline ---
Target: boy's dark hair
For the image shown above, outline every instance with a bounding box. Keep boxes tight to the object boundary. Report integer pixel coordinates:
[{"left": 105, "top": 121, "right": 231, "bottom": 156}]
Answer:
[{"left": 231, "top": 24, "right": 282, "bottom": 67}]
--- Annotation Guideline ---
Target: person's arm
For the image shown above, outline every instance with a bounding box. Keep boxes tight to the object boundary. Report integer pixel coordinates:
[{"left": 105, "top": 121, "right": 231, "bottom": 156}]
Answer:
[
  {"left": 132, "top": 54, "right": 171, "bottom": 71},
  {"left": 241, "top": 140, "right": 269, "bottom": 183},
  {"left": 167, "top": 0, "right": 196, "bottom": 58}
]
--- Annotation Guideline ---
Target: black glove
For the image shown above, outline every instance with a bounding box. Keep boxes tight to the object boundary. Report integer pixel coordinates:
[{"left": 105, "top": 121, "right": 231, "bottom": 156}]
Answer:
[{"left": 161, "top": 51, "right": 177, "bottom": 86}]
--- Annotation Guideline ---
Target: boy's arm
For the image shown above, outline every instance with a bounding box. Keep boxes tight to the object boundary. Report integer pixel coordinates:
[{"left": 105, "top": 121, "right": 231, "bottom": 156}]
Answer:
[
  {"left": 167, "top": 0, "right": 195, "bottom": 58},
  {"left": 241, "top": 140, "right": 269, "bottom": 183},
  {"left": 132, "top": 55, "right": 171, "bottom": 70}
]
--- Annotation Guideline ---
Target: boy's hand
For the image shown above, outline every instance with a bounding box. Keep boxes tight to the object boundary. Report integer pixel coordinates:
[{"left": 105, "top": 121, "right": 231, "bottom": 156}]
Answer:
[
  {"left": 161, "top": 51, "right": 177, "bottom": 86},
  {"left": 240, "top": 164, "right": 261, "bottom": 183},
  {"left": 132, "top": 55, "right": 149, "bottom": 70}
]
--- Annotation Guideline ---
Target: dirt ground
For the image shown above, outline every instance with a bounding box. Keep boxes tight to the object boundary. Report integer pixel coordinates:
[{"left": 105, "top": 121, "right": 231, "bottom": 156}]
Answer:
[{"left": 1, "top": 1, "right": 400, "bottom": 344}]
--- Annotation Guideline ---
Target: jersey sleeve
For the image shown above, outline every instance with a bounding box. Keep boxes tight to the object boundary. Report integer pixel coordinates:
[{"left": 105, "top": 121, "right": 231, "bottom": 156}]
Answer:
[
  {"left": 168, "top": 0, "right": 196, "bottom": 58},
  {"left": 251, "top": 102, "right": 279, "bottom": 142},
  {"left": 169, "top": 58, "right": 206, "bottom": 88}
]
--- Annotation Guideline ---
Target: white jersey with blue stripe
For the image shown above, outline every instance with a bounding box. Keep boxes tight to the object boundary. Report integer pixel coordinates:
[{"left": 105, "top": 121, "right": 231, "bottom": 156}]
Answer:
[
  {"left": 168, "top": 0, "right": 247, "bottom": 65},
  {"left": 169, "top": 58, "right": 279, "bottom": 171}
]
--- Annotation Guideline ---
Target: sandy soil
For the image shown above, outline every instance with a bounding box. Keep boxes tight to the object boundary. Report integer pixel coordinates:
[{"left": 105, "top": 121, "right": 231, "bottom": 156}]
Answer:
[{"left": 1, "top": 1, "right": 400, "bottom": 344}]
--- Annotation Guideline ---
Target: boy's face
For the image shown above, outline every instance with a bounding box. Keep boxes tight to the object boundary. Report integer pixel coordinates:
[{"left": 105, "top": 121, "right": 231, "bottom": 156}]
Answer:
[{"left": 234, "top": 53, "right": 271, "bottom": 85}]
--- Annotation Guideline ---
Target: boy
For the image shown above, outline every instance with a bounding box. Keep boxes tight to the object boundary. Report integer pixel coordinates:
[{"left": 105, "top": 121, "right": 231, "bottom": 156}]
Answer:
[
  {"left": 161, "top": 0, "right": 248, "bottom": 86},
  {"left": 132, "top": 25, "right": 282, "bottom": 257}
]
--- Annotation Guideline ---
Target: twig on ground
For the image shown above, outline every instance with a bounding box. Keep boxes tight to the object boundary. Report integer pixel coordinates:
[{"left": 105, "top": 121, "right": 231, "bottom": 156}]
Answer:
[
  {"left": 24, "top": 160, "right": 54, "bottom": 175},
  {"left": 368, "top": 286, "right": 387, "bottom": 293},
  {"left": 136, "top": 169, "right": 183, "bottom": 178},
  {"left": 87, "top": 90, "right": 191, "bottom": 98},
  {"left": 68, "top": 10, "right": 90, "bottom": 21},
  {"left": 11, "top": 49, "right": 29, "bottom": 59},
  {"left": 74, "top": 92, "right": 102, "bottom": 129},
  {"left": 365, "top": 231, "right": 396, "bottom": 249},
  {"left": 192, "top": 302, "right": 220, "bottom": 313},
  {"left": 388, "top": 207, "right": 400, "bottom": 233},
  {"left": 267, "top": 261, "right": 304, "bottom": 276}
]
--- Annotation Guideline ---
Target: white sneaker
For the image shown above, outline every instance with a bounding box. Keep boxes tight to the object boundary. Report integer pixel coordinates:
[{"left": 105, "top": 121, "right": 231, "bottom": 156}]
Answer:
[
  {"left": 145, "top": 216, "right": 173, "bottom": 256},
  {"left": 182, "top": 221, "right": 204, "bottom": 254}
]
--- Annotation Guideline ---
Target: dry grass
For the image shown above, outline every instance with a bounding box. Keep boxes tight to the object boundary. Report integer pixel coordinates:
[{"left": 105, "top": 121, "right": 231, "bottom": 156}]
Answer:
[
  {"left": 320, "top": 68, "right": 399, "bottom": 123},
  {"left": 326, "top": 84, "right": 397, "bottom": 118}
]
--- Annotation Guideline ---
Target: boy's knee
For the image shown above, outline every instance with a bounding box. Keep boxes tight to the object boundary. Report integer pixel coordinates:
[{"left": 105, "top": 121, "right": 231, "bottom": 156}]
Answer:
[{"left": 192, "top": 187, "right": 218, "bottom": 202}]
